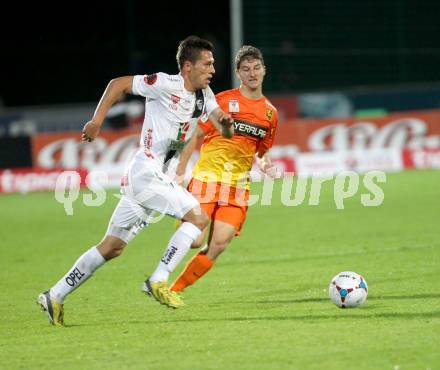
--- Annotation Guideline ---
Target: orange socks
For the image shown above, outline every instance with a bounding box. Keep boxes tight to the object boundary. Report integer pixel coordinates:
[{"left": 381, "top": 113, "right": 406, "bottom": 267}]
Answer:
[{"left": 170, "top": 252, "right": 214, "bottom": 292}]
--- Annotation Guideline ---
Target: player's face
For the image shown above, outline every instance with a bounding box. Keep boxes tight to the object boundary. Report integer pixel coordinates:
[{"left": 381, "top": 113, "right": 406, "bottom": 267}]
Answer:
[
  {"left": 189, "top": 50, "right": 215, "bottom": 90},
  {"left": 237, "top": 58, "right": 266, "bottom": 90}
]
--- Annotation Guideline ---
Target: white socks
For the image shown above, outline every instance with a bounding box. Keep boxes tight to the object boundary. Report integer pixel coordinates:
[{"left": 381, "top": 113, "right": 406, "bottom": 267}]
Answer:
[
  {"left": 150, "top": 222, "right": 202, "bottom": 282},
  {"left": 49, "top": 222, "right": 202, "bottom": 302},
  {"left": 50, "top": 246, "right": 105, "bottom": 303}
]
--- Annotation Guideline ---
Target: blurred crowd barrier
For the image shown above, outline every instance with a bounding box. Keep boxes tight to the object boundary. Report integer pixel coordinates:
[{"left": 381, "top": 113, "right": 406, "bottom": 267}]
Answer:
[{"left": 1, "top": 84, "right": 440, "bottom": 193}]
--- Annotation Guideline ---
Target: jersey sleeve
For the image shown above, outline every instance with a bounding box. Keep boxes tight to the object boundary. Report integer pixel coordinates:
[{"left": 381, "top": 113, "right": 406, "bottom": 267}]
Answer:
[
  {"left": 257, "top": 110, "right": 278, "bottom": 157},
  {"left": 198, "top": 115, "right": 215, "bottom": 134},
  {"left": 204, "top": 86, "right": 219, "bottom": 117},
  {"left": 132, "top": 73, "right": 165, "bottom": 99}
]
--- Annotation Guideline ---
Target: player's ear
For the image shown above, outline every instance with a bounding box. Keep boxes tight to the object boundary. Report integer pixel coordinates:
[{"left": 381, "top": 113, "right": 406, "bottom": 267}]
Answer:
[{"left": 182, "top": 60, "right": 192, "bottom": 73}]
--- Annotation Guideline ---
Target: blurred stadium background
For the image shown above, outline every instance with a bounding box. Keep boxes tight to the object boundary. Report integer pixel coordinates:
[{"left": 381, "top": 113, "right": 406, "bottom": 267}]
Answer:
[
  {"left": 2, "top": 0, "right": 440, "bottom": 189},
  {"left": 2, "top": 2, "right": 440, "bottom": 369}
]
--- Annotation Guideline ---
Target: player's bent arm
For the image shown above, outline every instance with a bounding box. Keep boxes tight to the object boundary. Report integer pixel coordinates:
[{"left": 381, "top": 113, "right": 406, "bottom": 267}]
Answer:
[
  {"left": 82, "top": 76, "right": 134, "bottom": 142},
  {"left": 175, "top": 128, "right": 204, "bottom": 183},
  {"left": 208, "top": 107, "right": 234, "bottom": 138},
  {"left": 92, "top": 76, "right": 133, "bottom": 125}
]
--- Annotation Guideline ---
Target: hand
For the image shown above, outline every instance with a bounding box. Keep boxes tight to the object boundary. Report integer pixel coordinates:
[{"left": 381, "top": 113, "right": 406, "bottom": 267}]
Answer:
[
  {"left": 174, "top": 173, "right": 185, "bottom": 187},
  {"left": 256, "top": 155, "right": 281, "bottom": 179},
  {"left": 174, "top": 164, "right": 187, "bottom": 186},
  {"left": 217, "top": 111, "right": 234, "bottom": 138},
  {"left": 217, "top": 111, "right": 234, "bottom": 128},
  {"left": 81, "top": 121, "right": 101, "bottom": 142},
  {"left": 264, "top": 165, "right": 281, "bottom": 178}
]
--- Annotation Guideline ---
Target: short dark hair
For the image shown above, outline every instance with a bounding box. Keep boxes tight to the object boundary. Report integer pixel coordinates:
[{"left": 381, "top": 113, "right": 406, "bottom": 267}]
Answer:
[
  {"left": 235, "top": 45, "right": 265, "bottom": 70},
  {"left": 176, "top": 36, "right": 214, "bottom": 71}
]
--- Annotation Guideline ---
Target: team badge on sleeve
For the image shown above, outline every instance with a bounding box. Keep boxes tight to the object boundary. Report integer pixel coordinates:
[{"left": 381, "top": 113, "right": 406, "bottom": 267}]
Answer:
[
  {"left": 229, "top": 99, "right": 240, "bottom": 113},
  {"left": 266, "top": 109, "right": 273, "bottom": 120},
  {"left": 200, "top": 112, "right": 209, "bottom": 123},
  {"left": 144, "top": 74, "right": 158, "bottom": 85}
]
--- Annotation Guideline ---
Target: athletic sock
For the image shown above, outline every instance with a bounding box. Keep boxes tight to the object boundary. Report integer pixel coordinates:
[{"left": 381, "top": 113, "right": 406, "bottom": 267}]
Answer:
[
  {"left": 49, "top": 246, "right": 105, "bottom": 303},
  {"left": 149, "top": 222, "right": 202, "bottom": 283},
  {"left": 170, "top": 251, "right": 214, "bottom": 292},
  {"left": 199, "top": 243, "right": 208, "bottom": 253}
]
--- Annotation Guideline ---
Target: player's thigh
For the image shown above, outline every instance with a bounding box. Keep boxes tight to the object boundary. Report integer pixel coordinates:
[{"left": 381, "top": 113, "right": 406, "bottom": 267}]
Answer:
[
  {"left": 192, "top": 202, "right": 217, "bottom": 247},
  {"left": 206, "top": 219, "right": 237, "bottom": 260},
  {"left": 210, "top": 219, "right": 237, "bottom": 246},
  {"left": 106, "top": 196, "right": 151, "bottom": 244},
  {"left": 188, "top": 178, "right": 220, "bottom": 204},
  {"left": 213, "top": 204, "right": 247, "bottom": 236},
  {"left": 209, "top": 205, "right": 247, "bottom": 247},
  {"left": 129, "top": 170, "right": 199, "bottom": 219}
]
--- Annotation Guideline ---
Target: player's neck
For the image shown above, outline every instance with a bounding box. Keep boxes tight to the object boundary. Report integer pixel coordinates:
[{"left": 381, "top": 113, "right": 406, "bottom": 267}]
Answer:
[
  {"left": 181, "top": 73, "right": 198, "bottom": 92},
  {"left": 239, "top": 85, "right": 263, "bottom": 100},
  {"left": 183, "top": 79, "right": 197, "bottom": 92}
]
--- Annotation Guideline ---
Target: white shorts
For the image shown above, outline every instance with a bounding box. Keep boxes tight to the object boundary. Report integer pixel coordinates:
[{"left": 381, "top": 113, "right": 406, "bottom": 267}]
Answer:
[
  {"left": 125, "top": 160, "right": 199, "bottom": 218},
  {"left": 106, "top": 160, "right": 199, "bottom": 244},
  {"left": 106, "top": 196, "right": 152, "bottom": 244}
]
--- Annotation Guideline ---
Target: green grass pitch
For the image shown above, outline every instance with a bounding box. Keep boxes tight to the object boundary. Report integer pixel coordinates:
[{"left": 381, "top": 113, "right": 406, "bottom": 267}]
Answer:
[{"left": 1, "top": 170, "right": 439, "bottom": 370}]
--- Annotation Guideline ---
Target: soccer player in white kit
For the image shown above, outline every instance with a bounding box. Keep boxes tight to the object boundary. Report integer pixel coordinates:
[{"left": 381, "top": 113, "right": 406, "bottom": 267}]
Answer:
[{"left": 37, "top": 36, "right": 234, "bottom": 326}]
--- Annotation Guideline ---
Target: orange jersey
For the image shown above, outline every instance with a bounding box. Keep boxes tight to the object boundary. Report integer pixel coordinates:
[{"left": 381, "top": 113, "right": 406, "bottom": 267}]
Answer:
[{"left": 193, "top": 88, "right": 278, "bottom": 187}]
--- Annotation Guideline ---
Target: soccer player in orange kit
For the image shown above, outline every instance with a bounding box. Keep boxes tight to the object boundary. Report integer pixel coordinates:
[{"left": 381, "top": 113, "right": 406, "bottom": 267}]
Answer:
[{"left": 170, "top": 45, "right": 279, "bottom": 293}]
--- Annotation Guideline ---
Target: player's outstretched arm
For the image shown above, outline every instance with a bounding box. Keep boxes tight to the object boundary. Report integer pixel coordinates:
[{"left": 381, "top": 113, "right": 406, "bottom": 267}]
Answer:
[
  {"left": 82, "top": 76, "right": 134, "bottom": 142},
  {"left": 208, "top": 107, "right": 234, "bottom": 139}
]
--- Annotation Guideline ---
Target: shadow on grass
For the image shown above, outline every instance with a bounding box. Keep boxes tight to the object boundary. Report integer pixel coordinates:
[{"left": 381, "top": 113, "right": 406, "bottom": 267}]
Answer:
[
  {"left": 252, "top": 293, "right": 440, "bottom": 304},
  {"left": 62, "top": 308, "right": 440, "bottom": 328},
  {"left": 136, "top": 310, "right": 440, "bottom": 324},
  {"left": 61, "top": 294, "right": 440, "bottom": 328}
]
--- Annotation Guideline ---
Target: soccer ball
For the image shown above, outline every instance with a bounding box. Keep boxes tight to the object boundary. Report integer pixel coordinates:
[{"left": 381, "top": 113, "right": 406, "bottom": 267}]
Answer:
[{"left": 329, "top": 271, "right": 368, "bottom": 308}]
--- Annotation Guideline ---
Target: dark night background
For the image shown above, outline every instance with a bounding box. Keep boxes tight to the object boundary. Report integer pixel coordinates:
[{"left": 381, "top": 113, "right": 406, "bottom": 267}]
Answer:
[
  {"left": 2, "top": 0, "right": 440, "bottom": 107},
  {"left": 1, "top": 1, "right": 231, "bottom": 107}
]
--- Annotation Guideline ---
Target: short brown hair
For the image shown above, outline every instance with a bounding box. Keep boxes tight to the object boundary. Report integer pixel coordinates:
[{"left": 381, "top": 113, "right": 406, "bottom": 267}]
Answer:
[
  {"left": 176, "top": 36, "right": 214, "bottom": 71},
  {"left": 235, "top": 45, "right": 265, "bottom": 70}
]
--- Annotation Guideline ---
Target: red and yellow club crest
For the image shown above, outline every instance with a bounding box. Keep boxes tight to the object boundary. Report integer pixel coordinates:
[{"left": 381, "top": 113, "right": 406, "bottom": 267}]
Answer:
[{"left": 266, "top": 109, "right": 273, "bottom": 120}]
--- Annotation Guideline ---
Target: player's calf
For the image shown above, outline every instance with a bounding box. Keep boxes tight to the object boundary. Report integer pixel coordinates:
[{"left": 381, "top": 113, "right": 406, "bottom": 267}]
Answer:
[{"left": 97, "top": 235, "right": 127, "bottom": 260}]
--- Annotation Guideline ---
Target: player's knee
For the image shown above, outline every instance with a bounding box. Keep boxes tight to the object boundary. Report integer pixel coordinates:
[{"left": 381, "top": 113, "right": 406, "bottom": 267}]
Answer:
[
  {"left": 192, "top": 212, "right": 209, "bottom": 231},
  {"left": 110, "top": 245, "right": 125, "bottom": 258},
  {"left": 191, "top": 238, "right": 205, "bottom": 249},
  {"left": 97, "top": 236, "right": 126, "bottom": 260},
  {"left": 210, "top": 240, "right": 228, "bottom": 255},
  {"left": 183, "top": 206, "right": 209, "bottom": 231},
  {"left": 101, "top": 246, "right": 125, "bottom": 260}
]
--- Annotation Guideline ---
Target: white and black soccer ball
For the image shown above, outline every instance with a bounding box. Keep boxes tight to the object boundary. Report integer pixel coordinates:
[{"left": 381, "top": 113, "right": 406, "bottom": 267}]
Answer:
[{"left": 329, "top": 271, "right": 368, "bottom": 308}]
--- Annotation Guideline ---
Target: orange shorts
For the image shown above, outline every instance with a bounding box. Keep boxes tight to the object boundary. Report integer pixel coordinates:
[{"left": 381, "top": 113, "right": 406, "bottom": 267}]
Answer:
[{"left": 188, "top": 178, "right": 249, "bottom": 233}]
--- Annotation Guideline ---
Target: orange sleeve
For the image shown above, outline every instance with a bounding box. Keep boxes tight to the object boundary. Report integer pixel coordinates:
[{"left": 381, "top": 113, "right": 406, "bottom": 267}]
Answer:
[
  {"left": 257, "top": 110, "right": 278, "bottom": 157},
  {"left": 198, "top": 117, "right": 215, "bottom": 134},
  {"left": 198, "top": 91, "right": 230, "bottom": 134}
]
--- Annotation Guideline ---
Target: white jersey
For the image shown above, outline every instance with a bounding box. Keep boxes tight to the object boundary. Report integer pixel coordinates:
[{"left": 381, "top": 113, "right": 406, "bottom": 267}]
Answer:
[{"left": 131, "top": 72, "right": 219, "bottom": 173}]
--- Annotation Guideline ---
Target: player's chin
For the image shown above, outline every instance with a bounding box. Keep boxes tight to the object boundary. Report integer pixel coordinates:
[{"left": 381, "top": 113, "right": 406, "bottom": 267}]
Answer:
[
  {"left": 248, "top": 79, "right": 260, "bottom": 87},
  {"left": 197, "top": 83, "right": 208, "bottom": 90},
  {"left": 202, "top": 76, "right": 213, "bottom": 86}
]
